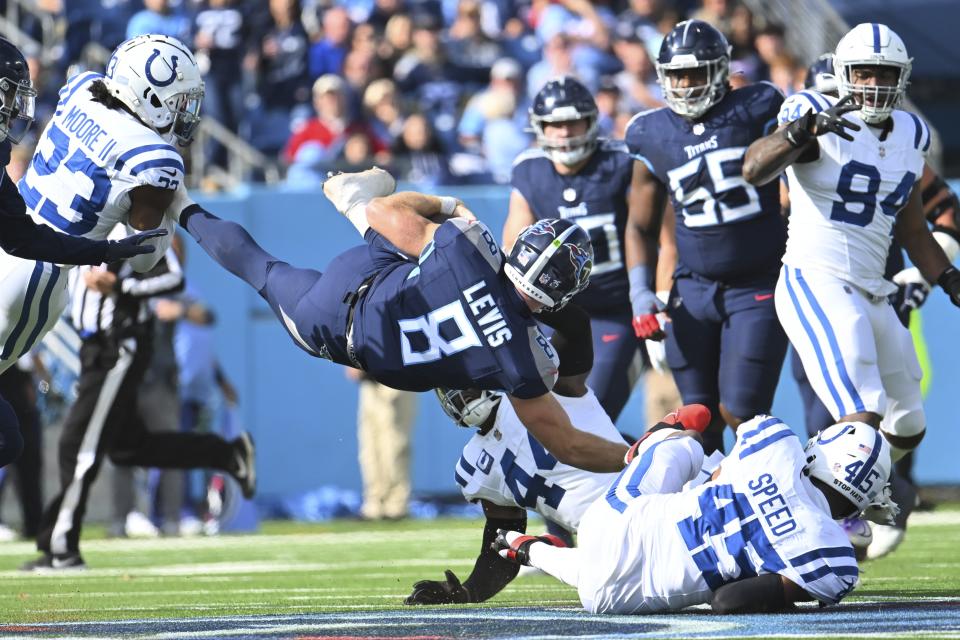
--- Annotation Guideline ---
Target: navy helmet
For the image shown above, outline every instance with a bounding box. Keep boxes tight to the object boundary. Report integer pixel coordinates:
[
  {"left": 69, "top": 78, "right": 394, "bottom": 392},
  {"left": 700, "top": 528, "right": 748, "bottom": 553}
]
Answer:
[
  {"left": 805, "top": 53, "right": 838, "bottom": 96},
  {"left": 656, "top": 20, "right": 731, "bottom": 119},
  {"left": 505, "top": 218, "right": 593, "bottom": 311},
  {"left": 0, "top": 37, "right": 36, "bottom": 144},
  {"left": 529, "top": 76, "right": 599, "bottom": 166}
]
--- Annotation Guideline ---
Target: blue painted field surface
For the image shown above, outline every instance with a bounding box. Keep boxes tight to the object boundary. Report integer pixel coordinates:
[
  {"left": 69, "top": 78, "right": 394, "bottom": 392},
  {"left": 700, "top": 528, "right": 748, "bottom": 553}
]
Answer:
[
  {"left": 0, "top": 514, "right": 957, "bottom": 640},
  {"left": 4, "top": 600, "right": 960, "bottom": 639}
]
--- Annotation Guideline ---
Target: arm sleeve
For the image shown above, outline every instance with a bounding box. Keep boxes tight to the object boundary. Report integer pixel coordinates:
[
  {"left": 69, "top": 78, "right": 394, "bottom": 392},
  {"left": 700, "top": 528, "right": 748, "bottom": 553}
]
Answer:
[
  {"left": 461, "top": 514, "right": 528, "bottom": 603},
  {"left": 0, "top": 171, "right": 113, "bottom": 265}
]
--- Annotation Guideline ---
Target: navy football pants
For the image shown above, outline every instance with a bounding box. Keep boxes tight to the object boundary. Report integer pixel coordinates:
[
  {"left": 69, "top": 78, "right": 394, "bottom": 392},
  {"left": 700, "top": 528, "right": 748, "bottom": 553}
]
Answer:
[
  {"left": 585, "top": 311, "right": 641, "bottom": 422},
  {"left": 666, "top": 274, "right": 788, "bottom": 426}
]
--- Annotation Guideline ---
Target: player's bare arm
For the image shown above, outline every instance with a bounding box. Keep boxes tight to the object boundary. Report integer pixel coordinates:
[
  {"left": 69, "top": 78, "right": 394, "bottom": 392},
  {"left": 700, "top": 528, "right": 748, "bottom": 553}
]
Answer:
[
  {"left": 655, "top": 204, "right": 678, "bottom": 294},
  {"left": 626, "top": 159, "right": 668, "bottom": 340},
  {"left": 405, "top": 500, "right": 528, "bottom": 605},
  {"left": 711, "top": 574, "right": 812, "bottom": 614},
  {"left": 366, "top": 192, "right": 476, "bottom": 259},
  {"left": 509, "top": 392, "right": 627, "bottom": 472},
  {"left": 895, "top": 185, "right": 960, "bottom": 305},
  {"left": 127, "top": 184, "right": 175, "bottom": 231},
  {"left": 502, "top": 190, "right": 536, "bottom": 252},
  {"left": 743, "top": 95, "right": 861, "bottom": 186}
]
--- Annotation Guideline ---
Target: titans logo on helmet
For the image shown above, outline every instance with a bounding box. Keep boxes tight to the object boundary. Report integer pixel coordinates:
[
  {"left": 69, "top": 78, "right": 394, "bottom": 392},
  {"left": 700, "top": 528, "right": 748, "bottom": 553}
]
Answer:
[{"left": 568, "top": 243, "right": 592, "bottom": 286}]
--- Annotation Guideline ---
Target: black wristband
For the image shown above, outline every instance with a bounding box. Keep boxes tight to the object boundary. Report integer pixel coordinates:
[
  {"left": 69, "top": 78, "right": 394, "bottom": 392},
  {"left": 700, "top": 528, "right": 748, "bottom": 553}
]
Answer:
[
  {"left": 937, "top": 265, "right": 960, "bottom": 292},
  {"left": 785, "top": 115, "right": 814, "bottom": 148}
]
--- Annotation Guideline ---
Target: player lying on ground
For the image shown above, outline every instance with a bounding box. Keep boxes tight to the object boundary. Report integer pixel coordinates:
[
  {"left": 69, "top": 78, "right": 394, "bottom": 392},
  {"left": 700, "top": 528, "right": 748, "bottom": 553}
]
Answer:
[
  {"left": 495, "top": 417, "right": 897, "bottom": 614},
  {"left": 167, "top": 168, "right": 628, "bottom": 472},
  {"left": 405, "top": 394, "right": 712, "bottom": 605}
]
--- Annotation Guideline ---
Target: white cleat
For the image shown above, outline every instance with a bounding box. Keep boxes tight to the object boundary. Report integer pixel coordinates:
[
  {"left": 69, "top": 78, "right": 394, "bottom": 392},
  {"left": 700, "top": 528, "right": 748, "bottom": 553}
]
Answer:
[
  {"left": 322, "top": 167, "right": 396, "bottom": 216},
  {"left": 866, "top": 524, "right": 906, "bottom": 560},
  {"left": 125, "top": 511, "right": 160, "bottom": 538}
]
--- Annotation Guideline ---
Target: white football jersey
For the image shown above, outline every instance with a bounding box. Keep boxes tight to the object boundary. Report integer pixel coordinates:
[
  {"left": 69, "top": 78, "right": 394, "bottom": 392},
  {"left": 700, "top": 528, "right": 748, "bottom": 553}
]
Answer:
[
  {"left": 18, "top": 71, "right": 185, "bottom": 241},
  {"left": 577, "top": 415, "right": 858, "bottom": 614},
  {"left": 455, "top": 388, "right": 625, "bottom": 532},
  {"left": 778, "top": 90, "right": 928, "bottom": 297}
]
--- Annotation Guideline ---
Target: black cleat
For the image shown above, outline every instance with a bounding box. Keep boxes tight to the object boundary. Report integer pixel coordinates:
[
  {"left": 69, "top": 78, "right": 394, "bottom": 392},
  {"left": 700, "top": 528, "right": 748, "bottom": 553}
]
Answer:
[
  {"left": 231, "top": 432, "right": 256, "bottom": 500},
  {"left": 20, "top": 552, "right": 86, "bottom": 572}
]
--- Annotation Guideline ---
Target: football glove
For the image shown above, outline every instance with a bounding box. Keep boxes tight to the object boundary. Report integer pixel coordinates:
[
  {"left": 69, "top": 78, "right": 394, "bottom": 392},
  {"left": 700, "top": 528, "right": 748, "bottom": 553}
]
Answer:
[
  {"left": 938, "top": 265, "right": 960, "bottom": 307},
  {"left": 785, "top": 94, "right": 861, "bottom": 147},
  {"left": 404, "top": 569, "right": 471, "bottom": 605},
  {"left": 892, "top": 266, "right": 931, "bottom": 319},
  {"left": 491, "top": 530, "right": 567, "bottom": 565},
  {"left": 645, "top": 338, "right": 668, "bottom": 372},
  {"left": 103, "top": 228, "right": 168, "bottom": 262}
]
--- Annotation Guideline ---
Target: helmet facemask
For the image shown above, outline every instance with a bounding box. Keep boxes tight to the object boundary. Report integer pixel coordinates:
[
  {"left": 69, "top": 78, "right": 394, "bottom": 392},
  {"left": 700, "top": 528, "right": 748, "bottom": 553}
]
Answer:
[
  {"left": 168, "top": 86, "right": 204, "bottom": 146},
  {"left": 835, "top": 62, "right": 909, "bottom": 125},
  {"left": 435, "top": 388, "right": 502, "bottom": 431},
  {"left": 0, "top": 75, "right": 35, "bottom": 144},
  {"left": 657, "top": 55, "right": 729, "bottom": 119},
  {"left": 531, "top": 111, "right": 599, "bottom": 166}
]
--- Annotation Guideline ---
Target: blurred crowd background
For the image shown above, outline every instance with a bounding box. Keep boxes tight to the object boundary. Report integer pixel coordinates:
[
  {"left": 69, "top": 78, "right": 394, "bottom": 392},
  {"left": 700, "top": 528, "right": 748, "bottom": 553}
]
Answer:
[{"left": 5, "top": 0, "right": 872, "bottom": 190}]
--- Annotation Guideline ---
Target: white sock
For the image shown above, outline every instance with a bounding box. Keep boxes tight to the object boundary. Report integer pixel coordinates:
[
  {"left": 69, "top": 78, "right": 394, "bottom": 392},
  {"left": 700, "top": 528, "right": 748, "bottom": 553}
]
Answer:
[
  {"left": 528, "top": 543, "right": 581, "bottom": 588},
  {"left": 344, "top": 202, "right": 370, "bottom": 237}
]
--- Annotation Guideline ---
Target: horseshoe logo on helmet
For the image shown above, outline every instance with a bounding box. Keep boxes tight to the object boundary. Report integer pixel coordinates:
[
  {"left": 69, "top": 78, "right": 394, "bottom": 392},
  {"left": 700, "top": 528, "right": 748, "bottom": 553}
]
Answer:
[{"left": 144, "top": 48, "right": 179, "bottom": 87}]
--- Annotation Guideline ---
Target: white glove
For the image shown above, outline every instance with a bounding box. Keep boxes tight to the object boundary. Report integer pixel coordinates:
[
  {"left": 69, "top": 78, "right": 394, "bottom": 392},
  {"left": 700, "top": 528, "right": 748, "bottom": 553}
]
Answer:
[
  {"left": 645, "top": 291, "right": 671, "bottom": 372},
  {"left": 645, "top": 338, "right": 667, "bottom": 372}
]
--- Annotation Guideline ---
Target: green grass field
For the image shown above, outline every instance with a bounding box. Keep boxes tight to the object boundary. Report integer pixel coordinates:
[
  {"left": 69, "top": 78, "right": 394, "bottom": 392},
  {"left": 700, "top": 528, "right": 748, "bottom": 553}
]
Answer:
[{"left": 0, "top": 509, "right": 958, "bottom": 638}]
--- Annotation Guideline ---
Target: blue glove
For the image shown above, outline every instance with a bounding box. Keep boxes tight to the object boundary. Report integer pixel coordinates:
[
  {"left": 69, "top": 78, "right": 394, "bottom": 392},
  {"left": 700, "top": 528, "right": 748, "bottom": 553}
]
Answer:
[{"left": 103, "top": 228, "right": 168, "bottom": 262}]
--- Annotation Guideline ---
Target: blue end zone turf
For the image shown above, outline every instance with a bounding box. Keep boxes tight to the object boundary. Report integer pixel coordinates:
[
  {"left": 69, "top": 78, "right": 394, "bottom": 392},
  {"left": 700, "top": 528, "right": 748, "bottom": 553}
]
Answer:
[{"left": 4, "top": 599, "right": 959, "bottom": 639}]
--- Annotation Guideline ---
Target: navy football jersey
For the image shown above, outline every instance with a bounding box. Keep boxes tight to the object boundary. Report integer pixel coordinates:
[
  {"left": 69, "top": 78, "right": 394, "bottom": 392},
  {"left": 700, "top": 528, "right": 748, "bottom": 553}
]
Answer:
[
  {"left": 511, "top": 140, "right": 633, "bottom": 312},
  {"left": 626, "top": 82, "right": 786, "bottom": 282},
  {"left": 354, "top": 218, "right": 559, "bottom": 399}
]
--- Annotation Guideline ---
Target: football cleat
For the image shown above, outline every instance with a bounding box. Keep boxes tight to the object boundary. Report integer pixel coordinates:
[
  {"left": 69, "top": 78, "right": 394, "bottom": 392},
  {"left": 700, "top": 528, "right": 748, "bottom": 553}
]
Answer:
[
  {"left": 322, "top": 167, "right": 396, "bottom": 217},
  {"left": 20, "top": 552, "right": 87, "bottom": 572},
  {"left": 492, "top": 529, "right": 567, "bottom": 565},
  {"left": 866, "top": 524, "right": 905, "bottom": 560},
  {"left": 230, "top": 432, "right": 256, "bottom": 500}
]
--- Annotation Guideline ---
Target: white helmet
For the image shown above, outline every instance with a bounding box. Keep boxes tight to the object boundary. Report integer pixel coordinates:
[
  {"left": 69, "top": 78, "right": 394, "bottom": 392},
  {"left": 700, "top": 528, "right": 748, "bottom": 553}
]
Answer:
[
  {"left": 804, "top": 422, "right": 894, "bottom": 514},
  {"left": 104, "top": 34, "right": 204, "bottom": 145},
  {"left": 833, "top": 23, "right": 912, "bottom": 124},
  {"left": 435, "top": 388, "right": 502, "bottom": 430}
]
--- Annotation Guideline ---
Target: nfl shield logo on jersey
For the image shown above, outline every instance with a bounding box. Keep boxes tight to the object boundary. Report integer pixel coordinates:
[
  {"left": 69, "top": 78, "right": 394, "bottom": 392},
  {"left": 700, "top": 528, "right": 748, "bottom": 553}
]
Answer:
[{"left": 693, "top": 123, "right": 706, "bottom": 135}]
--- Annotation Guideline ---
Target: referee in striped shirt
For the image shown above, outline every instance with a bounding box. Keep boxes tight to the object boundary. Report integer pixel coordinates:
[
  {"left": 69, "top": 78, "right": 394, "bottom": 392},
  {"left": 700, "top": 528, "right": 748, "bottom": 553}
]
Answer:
[{"left": 23, "top": 234, "right": 255, "bottom": 571}]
